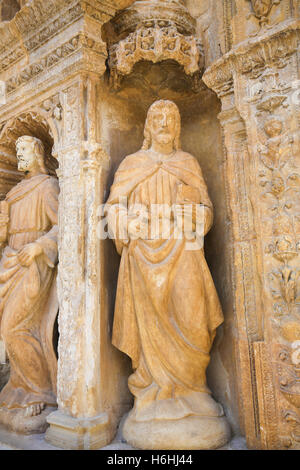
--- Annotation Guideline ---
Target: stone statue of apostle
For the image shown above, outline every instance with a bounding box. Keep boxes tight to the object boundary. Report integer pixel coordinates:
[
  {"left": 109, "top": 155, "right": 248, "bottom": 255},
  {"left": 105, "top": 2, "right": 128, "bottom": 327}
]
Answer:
[
  {"left": 0, "top": 135, "right": 58, "bottom": 434},
  {"left": 105, "top": 100, "right": 230, "bottom": 449}
]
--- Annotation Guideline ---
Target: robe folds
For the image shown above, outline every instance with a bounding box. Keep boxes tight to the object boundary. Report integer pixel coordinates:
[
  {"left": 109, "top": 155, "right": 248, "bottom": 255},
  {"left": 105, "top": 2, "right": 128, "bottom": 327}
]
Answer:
[
  {"left": 0, "top": 174, "right": 59, "bottom": 410},
  {"left": 105, "top": 150, "right": 224, "bottom": 422}
]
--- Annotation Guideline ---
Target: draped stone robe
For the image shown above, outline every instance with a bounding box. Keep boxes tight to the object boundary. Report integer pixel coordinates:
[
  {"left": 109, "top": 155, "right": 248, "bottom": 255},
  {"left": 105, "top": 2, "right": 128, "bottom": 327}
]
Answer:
[
  {"left": 106, "top": 150, "right": 224, "bottom": 422},
  {"left": 0, "top": 174, "right": 59, "bottom": 410}
]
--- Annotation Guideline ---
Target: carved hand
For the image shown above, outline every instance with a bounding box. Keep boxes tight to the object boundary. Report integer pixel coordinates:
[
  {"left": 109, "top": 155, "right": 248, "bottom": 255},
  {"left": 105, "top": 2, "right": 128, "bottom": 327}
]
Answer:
[{"left": 17, "top": 243, "right": 43, "bottom": 267}]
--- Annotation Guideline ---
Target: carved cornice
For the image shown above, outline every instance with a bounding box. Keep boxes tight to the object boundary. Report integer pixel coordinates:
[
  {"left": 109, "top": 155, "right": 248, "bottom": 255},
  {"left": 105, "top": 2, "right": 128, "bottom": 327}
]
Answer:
[
  {"left": 13, "top": 0, "right": 74, "bottom": 36},
  {"left": 22, "top": 2, "right": 83, "bottom": 53},
  {"left": 203, "top": 21, "right": 299, "bottom": 97},
  {"left": 0, "top": 0, "right": 117, "bottom": 74},
  {"left": 81, "top": 0, "right": 116, "bottom": 23},
  {"left": 5, "top": 34, "right": 106, "bottom": 94}
]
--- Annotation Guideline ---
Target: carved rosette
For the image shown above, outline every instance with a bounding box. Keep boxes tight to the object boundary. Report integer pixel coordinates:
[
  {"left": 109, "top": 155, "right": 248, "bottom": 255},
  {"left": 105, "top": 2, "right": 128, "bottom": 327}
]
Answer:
[{"left": 105, "top": 0, "right": 204, "bottom": 89}]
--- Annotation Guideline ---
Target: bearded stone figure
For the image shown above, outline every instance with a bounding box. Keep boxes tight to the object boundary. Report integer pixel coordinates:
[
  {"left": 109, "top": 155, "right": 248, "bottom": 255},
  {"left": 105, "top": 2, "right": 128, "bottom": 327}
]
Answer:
[
  {"left": 0, "top": 136, "right": 58, "bottom": 434},
  {"left": 105, "top": 100, "right": 230, "bottom": 449}
]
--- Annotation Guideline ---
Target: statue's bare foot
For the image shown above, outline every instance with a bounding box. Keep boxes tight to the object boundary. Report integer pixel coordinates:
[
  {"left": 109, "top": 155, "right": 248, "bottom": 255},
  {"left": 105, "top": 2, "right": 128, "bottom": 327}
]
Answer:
[{"left": 25, "top": 403, "right": 45, "bottom": 417}]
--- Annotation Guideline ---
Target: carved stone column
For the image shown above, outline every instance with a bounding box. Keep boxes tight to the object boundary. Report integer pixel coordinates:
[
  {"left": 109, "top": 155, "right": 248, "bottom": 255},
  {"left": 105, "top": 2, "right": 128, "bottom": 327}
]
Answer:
[
  {"left": 45, "top": 76, "right": 112, "bottom": 450},
  {"left": 203, "top": 4, "right": 300, "bottom": 449}
]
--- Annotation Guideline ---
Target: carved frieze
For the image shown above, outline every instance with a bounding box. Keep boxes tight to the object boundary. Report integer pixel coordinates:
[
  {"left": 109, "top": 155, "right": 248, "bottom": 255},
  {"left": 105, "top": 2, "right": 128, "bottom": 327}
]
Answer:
[
  {"left": 0, "top": 45, "right": 24, "bottom": 73},
  {"left": 22, "top": 2, "right": 82, "bottom": 53},
  {"left": 5, "top": 34, "right": 106, "bottom": 94},
  {"left": 0, "top": 0, "right": 115, "bottom": 77},
  {"left": 13, "top": 0, "right": 74, "bottom": 36}
]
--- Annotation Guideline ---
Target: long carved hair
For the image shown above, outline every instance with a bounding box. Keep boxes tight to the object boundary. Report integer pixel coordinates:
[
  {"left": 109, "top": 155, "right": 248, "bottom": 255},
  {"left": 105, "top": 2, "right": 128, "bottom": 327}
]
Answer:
[
  {"left": 142, "top": 100, "right": 181, "bottom": 151},
  {"left": 16, "top": 135, "right": 48, "bottom": 174}
]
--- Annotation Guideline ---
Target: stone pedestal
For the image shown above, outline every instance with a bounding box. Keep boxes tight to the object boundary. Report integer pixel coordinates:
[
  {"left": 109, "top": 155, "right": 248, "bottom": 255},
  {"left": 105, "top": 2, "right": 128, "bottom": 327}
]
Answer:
[
  {"left": 123, "top": 412, "right": 230, "bottom": 450},
  {"left": 46, "top": 411, "right": 112, "bottom": 450}
]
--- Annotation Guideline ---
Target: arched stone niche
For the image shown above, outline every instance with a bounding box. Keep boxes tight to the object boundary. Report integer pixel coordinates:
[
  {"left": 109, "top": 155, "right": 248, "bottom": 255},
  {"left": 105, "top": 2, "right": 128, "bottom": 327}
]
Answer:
[
  {"left": 0, "top": 111, "right": 58, "bottom": 187},
  {"left": 99, "top": 2, "right": 240, "bottom": 436}
]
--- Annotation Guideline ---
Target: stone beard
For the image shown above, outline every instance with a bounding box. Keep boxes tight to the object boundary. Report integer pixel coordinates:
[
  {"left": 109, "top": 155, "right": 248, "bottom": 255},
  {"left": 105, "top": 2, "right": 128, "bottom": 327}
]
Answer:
[
  {"left": 0, "top": 136, "right": 58, "bottom": 434},
  {"left": 105, "top": 100, "right": 230, "bottom": 449}
]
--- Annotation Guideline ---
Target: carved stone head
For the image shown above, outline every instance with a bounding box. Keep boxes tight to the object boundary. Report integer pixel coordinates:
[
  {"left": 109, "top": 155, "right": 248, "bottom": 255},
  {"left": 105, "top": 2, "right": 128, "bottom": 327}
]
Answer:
[
  {"left": 142, "top": 100, "right": 181, "bottom": 151},
  {"left": 16, "top": 135, "right": 48, "bottom": 174}
]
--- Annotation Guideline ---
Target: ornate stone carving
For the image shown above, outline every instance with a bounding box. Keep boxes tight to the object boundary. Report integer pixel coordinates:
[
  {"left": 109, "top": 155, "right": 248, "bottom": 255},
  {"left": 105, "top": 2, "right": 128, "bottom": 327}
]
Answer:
[
  {"left": 105, "top": 0, "right": 204, "bottom": 89},
  {"left": 13, "top": 0, "right": 73, "bottom": 36},
  {"left": 0, "top": 135, "right": 59, "bottom": 434},
  {"left": 22, "top": 3, "right": 82, "bottom": 53},
  {"left": 247, "top": 0, "right": 281, "bottom": 26},
  {"left": 258, "top": 117, "right": 299, "bottom": 322},
  {"left": 46, "top": 79, "right": 115, "bottom": 450},
  {"left": 42, "top": 96, "right": 62, "bottom": 122},
  {"left": 6, "top": 36, "right": 80, "bottom": 94},
  {"left": 105, "top": 100, "right": 230, "bottom": 450},
  {"left": 237, "top": 31, "right": 297, "bottom": 78},
  {"left": 0, "top": 44, "right": 24, "bottom": 73},
  {"left": 203, "top": 11, "right": 300, "bottom": 448},
  {"left": 5, "top": 33, "right": 107, "bottom": 94},
  {"left": 203, "top": 28, "right": 299, "bottom": 94},
  {"left": 109, "top": 22, "right": 203, "bottom": 89}
]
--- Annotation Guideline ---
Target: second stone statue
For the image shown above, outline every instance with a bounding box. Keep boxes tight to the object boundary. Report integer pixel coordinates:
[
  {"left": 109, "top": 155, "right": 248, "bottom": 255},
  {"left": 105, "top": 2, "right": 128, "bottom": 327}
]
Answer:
[
  {"left": 0, "top": 136, "right": 58, "bottom": 434},
  {"left": 105, "top": 100, "right": 231, "bottom": 450}
]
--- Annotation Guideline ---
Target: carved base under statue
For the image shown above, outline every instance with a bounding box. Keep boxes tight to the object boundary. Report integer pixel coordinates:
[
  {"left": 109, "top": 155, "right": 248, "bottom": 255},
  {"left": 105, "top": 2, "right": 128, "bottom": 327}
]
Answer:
[
  {"left": 122, "top": 393, "right": 231, "bottom": 450},
  {"left": 0, "top": 405, "right": 56, "bottom": 434}
]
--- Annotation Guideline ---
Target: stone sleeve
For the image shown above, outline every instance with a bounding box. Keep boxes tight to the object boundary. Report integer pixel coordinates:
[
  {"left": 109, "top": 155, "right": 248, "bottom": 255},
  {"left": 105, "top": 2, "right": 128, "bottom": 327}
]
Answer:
[{"left": 35, "top": 178, "right": 59, "bottom": 268}]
